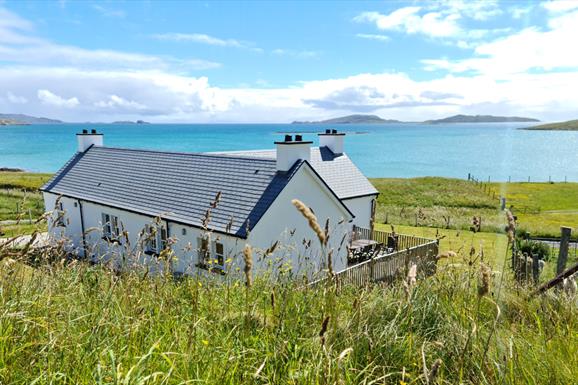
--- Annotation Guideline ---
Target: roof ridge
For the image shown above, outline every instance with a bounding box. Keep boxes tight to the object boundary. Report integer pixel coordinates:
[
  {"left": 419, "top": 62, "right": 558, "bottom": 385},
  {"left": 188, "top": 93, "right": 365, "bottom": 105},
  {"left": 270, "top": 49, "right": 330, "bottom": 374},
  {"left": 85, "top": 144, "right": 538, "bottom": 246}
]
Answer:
[{"left": 93, "top": 146, "right": 277, "bottom": 163}]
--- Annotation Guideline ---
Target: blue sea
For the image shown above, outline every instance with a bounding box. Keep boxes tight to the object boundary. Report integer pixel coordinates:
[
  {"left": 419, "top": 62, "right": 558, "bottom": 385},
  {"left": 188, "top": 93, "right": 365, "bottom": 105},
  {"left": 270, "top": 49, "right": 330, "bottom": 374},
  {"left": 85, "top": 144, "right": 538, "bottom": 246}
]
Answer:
[{"left": 1, "top": 123, "right": 577, "bottom": 181}]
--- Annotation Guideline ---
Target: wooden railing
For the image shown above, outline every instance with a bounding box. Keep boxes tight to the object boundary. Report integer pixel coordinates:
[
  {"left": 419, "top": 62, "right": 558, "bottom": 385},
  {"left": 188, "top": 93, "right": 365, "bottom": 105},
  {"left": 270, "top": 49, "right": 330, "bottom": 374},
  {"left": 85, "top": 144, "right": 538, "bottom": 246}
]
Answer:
[
  {"left": 351, "top": 225, "right": 432, "bottom": 251},
  {"left": 311, "top": 227, "right": 439, "bottom": 287}
]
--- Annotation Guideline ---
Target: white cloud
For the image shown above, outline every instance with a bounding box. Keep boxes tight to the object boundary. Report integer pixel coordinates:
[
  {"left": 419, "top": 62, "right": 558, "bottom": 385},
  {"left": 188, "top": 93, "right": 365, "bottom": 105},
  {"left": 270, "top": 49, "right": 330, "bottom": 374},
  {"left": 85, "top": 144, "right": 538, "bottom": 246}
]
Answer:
[
  {"left": 37, "top": 89, "right": 79, "bottom": 108},
  {"left": 92, "top": 4, "right": 125, "bottom": 18},
  {"left": 422, "top": 9, "right": 578, "bottom": 76},
  {"left": 0, "top": 8, "right": 221, "bottom": 71},
  {"left": 354, "top": 2, "right": 505, "bottom": 44},
  {"left": 542, "top": 0, "right": 578, "bottom": 12},
  {"left": 354, "top": 7, "right": 460, "bottom": 38},
  {"left": 272, "top": 48, "right": 320, "bottom": 58},
  {"left": 94, "top": 95, "right": 146, "bottom": 111},
  {"left": 6, "top": 91, "right": 27, "bottom": 104},
  {"left": 152, "top": 33, "right": 263, "bottom": 52},
  {"left": 356, "top": 33, "right": 390, "bottom": 42}
]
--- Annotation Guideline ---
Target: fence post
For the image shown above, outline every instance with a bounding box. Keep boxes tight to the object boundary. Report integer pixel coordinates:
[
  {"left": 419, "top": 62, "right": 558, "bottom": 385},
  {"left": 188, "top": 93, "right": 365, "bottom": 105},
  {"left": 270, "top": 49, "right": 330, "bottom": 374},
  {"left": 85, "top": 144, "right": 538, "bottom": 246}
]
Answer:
[
  {"left": 557, "top": 227, "right": 572, "bottom": 275},
  {"left": 532, "top": 253, "right": 540, "bottom": 284}
]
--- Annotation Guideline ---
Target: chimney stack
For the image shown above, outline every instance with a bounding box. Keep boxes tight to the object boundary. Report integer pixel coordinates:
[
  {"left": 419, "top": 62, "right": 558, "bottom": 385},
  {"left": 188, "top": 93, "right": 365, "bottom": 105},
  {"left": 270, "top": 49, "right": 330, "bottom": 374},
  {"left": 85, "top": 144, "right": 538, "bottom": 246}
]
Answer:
[
  {"left": 76, "top": 129, "right": 103, "bottom": 152},
  {"left": 275, "top": 134, "right": 312, "bottom": 172},
  {"left": 318, "top": 129, "right": 345, "bottom": 155}
]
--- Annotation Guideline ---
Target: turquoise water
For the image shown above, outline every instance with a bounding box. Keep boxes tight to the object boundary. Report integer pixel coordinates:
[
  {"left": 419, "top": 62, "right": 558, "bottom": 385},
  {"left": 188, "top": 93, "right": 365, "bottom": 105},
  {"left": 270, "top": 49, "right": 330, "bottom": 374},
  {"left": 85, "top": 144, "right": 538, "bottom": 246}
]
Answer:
[{"left": 1, "top": 123, "right": 577, "bottom": 181}]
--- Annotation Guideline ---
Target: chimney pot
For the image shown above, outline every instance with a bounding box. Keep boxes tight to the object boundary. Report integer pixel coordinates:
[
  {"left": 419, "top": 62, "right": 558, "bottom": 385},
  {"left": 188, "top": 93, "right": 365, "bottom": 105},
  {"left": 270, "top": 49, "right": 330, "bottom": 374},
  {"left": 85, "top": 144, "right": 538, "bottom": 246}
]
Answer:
[
  {"left": 284, "top": 134, "right": 292, "bottom": 142},
  {"left": 82, "top": 129, "right": 88, "bottom": 134},
  {"left": 91, "top": 129, "right": 97, "bottom": 134},
  {"left": 295, "top": 134, "right": 303, "bottom": 142}
]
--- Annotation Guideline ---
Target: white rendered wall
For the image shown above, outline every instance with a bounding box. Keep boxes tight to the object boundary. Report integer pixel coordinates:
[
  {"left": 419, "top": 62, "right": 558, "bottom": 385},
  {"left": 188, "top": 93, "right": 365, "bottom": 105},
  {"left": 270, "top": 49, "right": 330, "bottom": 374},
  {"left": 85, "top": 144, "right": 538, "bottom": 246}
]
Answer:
[
  {"left": 44, "top": 195, "right": 244, "bottom": 276},
  {"left": 342, "top": 195, "right": 377, "bottom": 229},
  {"left": 43, "top": 192, "right": 84, "bottom": 255},
  {"left": 248, "top": 165, "right": 352, "bottom": 278}
]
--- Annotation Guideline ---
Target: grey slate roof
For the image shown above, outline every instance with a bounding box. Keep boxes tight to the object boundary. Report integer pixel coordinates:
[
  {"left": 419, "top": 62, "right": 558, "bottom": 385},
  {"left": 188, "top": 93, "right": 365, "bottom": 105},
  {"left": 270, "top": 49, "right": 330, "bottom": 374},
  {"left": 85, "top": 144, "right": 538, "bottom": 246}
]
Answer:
[
  {"left": 211, "top": 147, "right": 378, "bottom": 199},
  {"left": 41, "top": 146, "right": 302, "bottom": 238}
]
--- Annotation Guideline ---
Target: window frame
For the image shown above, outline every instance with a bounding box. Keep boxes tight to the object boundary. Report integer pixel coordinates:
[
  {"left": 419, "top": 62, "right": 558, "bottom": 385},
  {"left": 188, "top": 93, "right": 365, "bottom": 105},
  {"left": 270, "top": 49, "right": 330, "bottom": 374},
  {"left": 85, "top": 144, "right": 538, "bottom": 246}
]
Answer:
[
  {"left": 54, "top": 201, "right": 67, "bottom": 228},
  {"left": 102, "top": 212, "right": 121, "bottom": 243},
  {"left": 144, "top": 223, "right": 168, "bottom": 256},
  {"left": 196, "top": 237, "right": 226, "bottom": 274}
]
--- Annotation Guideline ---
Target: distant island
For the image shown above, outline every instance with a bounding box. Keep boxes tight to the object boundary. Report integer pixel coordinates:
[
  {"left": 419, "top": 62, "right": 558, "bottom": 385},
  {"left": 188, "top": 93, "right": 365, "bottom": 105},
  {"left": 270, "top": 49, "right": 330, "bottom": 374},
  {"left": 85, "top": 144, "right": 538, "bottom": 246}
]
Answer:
[
  {"left": 0, "top": 113, "right": 62, "bottom": 125},
  {"left": 292, "top": 114, "right": 402, "bottom": 124},
  {"left": 112, "top": 120, "right": 151, "bottom": 125},
  {"left": 0, "top": 118, "right": 28, "bottom": 126},
  {"left": 291, "top": 114, "right": 540, "bottom": 125},
  {"left": 424, "top": 114, "right": 540, "bottom": 124},
  {"left": 521, "top": 119, "right": 578, "bottom": 131}
]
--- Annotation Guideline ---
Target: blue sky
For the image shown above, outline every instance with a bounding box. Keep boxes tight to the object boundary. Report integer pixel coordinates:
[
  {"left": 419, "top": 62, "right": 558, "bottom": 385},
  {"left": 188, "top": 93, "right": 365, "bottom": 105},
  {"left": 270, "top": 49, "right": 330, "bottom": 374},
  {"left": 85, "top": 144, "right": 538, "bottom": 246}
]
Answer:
[{"left": 1, "top": 0, "right": 578, "bottom": 122}]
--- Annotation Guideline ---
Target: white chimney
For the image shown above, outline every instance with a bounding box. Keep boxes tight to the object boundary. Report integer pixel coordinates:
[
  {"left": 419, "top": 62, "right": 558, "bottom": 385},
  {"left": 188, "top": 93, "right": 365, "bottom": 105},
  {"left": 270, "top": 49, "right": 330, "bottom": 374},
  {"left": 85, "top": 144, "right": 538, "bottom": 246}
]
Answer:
[
  {"left": 318, "top": 129, "right": 345, "bottom": 155},
  {"left": 275, "top": 134, "right": 312, "bottom": 172},
  {"left": 77, "top": 129, "right": 103, "bottom": 152}
]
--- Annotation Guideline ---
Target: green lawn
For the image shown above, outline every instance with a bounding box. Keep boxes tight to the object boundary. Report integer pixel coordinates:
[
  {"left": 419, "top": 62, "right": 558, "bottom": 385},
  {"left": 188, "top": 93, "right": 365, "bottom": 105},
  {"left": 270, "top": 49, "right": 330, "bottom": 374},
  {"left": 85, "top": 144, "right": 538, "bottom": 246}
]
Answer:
[{"left": 376, "top": 223, "right": 508, "bottom": 268}]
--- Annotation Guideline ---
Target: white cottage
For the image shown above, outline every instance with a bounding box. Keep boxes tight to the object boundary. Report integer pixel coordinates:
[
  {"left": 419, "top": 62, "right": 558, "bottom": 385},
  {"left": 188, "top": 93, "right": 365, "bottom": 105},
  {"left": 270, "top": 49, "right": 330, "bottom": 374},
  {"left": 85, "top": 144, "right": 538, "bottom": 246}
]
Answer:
[{"left": 42, "top": 129, "right": 378, "bottom": 277}]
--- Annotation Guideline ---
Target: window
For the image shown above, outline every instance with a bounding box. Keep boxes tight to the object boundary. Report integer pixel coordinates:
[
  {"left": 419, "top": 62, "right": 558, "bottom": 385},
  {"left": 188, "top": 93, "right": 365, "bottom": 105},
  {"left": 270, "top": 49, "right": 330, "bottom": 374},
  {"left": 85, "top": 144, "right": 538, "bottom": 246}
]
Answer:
[
  {"left": 198, "top": 237, "right": 209, "bottom": 265},
  {"left": 214, "top": 242, "right": 225, "bottom": 268},
  {"left": 54, "top": 201, "right": 66, "bottom": 227},
  {"left": 102, "top": 213, "right": 121, "bottom": 241},
  {"left": 144, "top": 223, "right": 168, "bottom": 255},
  {"left": 197, "top": 237, "right": 225, "bottom": 272}
]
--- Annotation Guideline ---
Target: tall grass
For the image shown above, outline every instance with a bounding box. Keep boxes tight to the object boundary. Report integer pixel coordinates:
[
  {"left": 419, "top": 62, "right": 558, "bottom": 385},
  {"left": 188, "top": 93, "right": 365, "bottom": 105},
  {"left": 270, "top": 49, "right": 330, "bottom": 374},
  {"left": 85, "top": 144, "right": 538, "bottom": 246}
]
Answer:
[{"left": 1, "top": 248, "right": 576, "bottom": 384}]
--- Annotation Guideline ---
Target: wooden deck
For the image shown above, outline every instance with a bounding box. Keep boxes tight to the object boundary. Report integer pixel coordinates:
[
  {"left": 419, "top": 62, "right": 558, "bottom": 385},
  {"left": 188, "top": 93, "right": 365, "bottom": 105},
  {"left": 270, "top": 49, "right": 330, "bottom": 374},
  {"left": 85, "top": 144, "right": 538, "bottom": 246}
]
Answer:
[{"left": 312, "top": 226, "right": 439, "bottom": 287}]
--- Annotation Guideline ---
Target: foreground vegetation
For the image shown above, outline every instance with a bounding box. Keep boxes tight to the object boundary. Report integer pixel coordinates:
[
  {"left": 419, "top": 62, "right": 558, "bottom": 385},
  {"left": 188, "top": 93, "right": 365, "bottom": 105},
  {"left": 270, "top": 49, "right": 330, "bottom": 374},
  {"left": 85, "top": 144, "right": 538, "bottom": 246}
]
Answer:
[{"left": 1, "top": 250, "right": 576, "bottom": 384}]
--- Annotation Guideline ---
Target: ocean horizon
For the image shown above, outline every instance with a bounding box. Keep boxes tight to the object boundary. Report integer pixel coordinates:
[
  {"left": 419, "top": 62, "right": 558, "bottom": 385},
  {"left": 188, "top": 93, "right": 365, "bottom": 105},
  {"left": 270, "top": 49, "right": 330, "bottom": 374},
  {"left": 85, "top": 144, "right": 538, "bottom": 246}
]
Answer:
[{"left": 1, "top": 122, "right": 577, "bottom": 182}]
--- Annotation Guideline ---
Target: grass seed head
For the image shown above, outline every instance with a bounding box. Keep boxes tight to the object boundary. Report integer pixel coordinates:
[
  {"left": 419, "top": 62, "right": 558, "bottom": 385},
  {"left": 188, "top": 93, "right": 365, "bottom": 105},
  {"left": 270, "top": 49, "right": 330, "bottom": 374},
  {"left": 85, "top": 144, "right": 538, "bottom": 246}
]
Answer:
[
  {"left": 243, "top": 244, "right": 253, "bottom": 288},
  {"left": 291, "top": 199, "right": 326, "bottom": 246},
  {"left": 478, "top": 263, "right": 491, "bottom": 297}
]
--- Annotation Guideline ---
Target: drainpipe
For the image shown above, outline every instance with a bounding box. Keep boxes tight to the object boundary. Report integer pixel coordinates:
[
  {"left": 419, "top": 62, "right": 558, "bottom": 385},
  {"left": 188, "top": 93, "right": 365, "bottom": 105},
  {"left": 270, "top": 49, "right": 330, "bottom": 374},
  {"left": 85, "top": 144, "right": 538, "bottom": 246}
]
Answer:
[{"left": 78, "top": 199, "right": 87, "bottom": 259}]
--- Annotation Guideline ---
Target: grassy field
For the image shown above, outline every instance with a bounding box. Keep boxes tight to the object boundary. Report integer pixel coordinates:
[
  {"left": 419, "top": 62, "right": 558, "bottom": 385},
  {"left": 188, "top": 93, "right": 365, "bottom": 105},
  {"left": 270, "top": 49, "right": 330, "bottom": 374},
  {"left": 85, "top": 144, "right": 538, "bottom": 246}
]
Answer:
[
  {"left": 370, "top": 177, "right": 578, "bottom": 238},
  {"left": 0, "top": 172, "right": 51, "bottom": 235},
  {"left": 493, "top": 182, "right": 578, "bottom": 237},
  {"left": 0, "top": 171, "right": 51, "bottom": 221}
]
